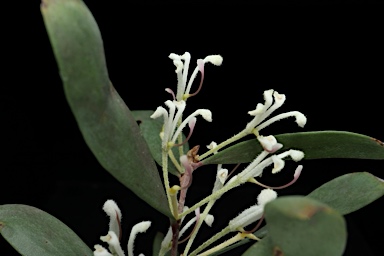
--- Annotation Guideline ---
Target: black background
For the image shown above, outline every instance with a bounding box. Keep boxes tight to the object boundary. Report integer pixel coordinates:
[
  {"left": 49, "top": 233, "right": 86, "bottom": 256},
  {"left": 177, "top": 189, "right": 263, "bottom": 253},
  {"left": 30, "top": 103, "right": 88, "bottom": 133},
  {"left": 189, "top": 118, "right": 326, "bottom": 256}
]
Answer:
[{"left": 2, "top": 1, "right": 384, "bottom": 255}]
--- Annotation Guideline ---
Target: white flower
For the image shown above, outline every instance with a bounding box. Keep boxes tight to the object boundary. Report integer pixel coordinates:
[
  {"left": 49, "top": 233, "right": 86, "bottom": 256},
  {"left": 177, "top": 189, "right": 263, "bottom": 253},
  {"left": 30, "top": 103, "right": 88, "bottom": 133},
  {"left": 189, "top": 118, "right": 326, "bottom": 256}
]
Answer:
[
  {"left": 95, "top": 200, "right": 150, "bottom": 256},
  {"left": 151, "top": 53, "right": 222, "bottom": 150},
  {"left": 257, "top": 135, "right": 283, "bottom": 153},
  {"left": 237, "top": 149, "right": 304, "bottom": 183},
  {"left": 128, "top": 221, "right": 151, "bottom": 256},
  {"left": 102, "top": 200, "right": 122, "bottom": 239},
  {"left": 228, "top": 189, "right": 277, "bottom": 231},
  {"left": 257, "top": 188, "right": 278, "bottom": 206},
  {"left": 245, "top": 89, "right": 307, "bottom": 134},
  {"left": 100, "top": 231, "right": 125, "bottom": 256},
  {"left": 168, "top": 52, "right": 223, "bottom": 101},
  {"left": 151, "top": 99, "right": 212, "bottom": 149},
  {"left": 94, "top": 245, "right": 113, "bottom": 256}
]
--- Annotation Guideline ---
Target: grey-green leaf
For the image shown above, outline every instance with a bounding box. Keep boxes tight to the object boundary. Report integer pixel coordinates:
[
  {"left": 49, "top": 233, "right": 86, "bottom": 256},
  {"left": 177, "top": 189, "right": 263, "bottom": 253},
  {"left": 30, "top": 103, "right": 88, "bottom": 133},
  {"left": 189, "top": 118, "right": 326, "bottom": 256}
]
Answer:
[
  {"left": 0, "top": 204, "right": 93, "bottom": 256},
  {"left": 132, "top": 110, "right": 189, "bottom": 177},
  {"left": 241, "top": 236, "right": 274, "bottom": 256},
  {"left": 41, "top": 0, "right": 171, "bottom": 218},
  {"left": 263, "top": 196, "right": 347, "bottom": 256},
  {"left": 202, "top": 131, "right": 384, "bottom": 165},
  {"left": 229, "top": 172, "right": 384, "bottom": 255},
  {"left": 308, "top": 172, "right": 384, "bottom": 215}
]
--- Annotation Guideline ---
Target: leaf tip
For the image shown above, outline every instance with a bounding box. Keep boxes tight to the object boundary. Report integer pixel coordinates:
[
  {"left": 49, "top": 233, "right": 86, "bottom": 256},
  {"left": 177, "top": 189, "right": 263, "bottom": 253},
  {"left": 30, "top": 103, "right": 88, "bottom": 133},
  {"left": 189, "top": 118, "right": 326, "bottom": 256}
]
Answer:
[
  {"left": 40, "top": 0, "right": 50, "bottom": 10},
  {"left": 371, "top": 137, "right": 384, "bottom": 146},
  {"left": 375, "top": 175, "right": 384, "bottom": 183}
]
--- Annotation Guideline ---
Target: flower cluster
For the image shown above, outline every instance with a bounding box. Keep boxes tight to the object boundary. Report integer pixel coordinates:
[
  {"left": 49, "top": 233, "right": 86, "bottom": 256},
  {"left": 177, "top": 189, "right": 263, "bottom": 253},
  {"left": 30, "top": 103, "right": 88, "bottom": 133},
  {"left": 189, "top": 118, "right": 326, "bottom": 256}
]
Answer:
[
  {"left": 93, "top": 200, "right": 151, "bottom": 256},
  {"left": 151, "top": 52, "right": 223, "bottom": 151},
  {"left": 149, "top": 52, "right": 307, "bottom": 256}
]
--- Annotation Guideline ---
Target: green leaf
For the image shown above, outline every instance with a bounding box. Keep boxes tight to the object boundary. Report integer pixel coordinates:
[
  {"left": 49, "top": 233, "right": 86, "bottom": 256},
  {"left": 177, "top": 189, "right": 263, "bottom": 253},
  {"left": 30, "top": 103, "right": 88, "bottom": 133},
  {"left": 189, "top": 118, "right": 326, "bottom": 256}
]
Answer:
[
  {"left": 41, "top": 0, "right": 172, "bottom": 218},
  {"left": 202, "top": 131, "right": 384, "bottom": 165},
  {"left": 263, "top": 196, "right": 347, "bottom": 256},
  {"left": 308, "top": 172, "right": 384, "bottom": 215},
  {"left": 132, "top": 111, "right": 189, "bottom": 177},
  {"left": 0, "top": 204, "right": 92, "bottom": 256},
  {"left": 220, "top": 172, "right": 384, "bottom": 255},
  {"left": 241, "top": 236, "right": 274, "bottom": 256}
]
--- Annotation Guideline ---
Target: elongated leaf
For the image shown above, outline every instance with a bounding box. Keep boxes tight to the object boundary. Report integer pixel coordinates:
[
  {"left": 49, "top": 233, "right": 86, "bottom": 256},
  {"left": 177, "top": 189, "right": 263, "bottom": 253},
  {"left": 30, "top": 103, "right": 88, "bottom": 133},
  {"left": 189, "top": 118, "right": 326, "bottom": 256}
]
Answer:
[
  {"left": 132, "top": 110, "right": 189, "bottom": 177},
  {"left": 202, "top": 131, "right": 384, "bottom": 165},
  {"left": 41, "top": 0, "right": 171, "bottom": 218},
  {"left": 308, "top": 172, "right": 384, "bottom": 215},
  {"left": 0, "top": 204, "right": 92, "bottom": 256},
  {"left": 263, "top": 196, "right": 347, "bottom": 256}
]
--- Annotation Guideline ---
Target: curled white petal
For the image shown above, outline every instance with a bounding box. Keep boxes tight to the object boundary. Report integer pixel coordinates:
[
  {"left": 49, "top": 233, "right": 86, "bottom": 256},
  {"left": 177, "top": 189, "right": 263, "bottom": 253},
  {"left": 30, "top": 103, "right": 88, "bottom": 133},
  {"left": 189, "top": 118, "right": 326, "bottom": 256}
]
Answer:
[
  {"left": 256, "top": 111, "right": 306, "bottom": 131},
  {"left": 257, "top": 135, "right": 278, "bottom": 152},
  {"left": 289, "top": 150, "right": 305, "bottom": 161},
  {"left": 273, "top": 91, "right": 286, "bottom": 105},
  {"left": 257, "top": 188, "right": 277, "bottom": 206},
  {"left": 295, "top": 112, "right": 307, "bottom": 128},
  {"left": 150, "top": 106, "right": 167, "bottom": 119},
  {"left": 128, "top": 221, "right": 151, "bottom": 256},
  {"left": 173, "top": 59, "right": 184, "bottom": 73},
  {"left": 102, "top": 200, "right": 122, "bottom": 238},
  {"left": 263, "top": 89, "right": 274, "bottom": 109},
  {"left": 204, "top": 55, "right": 223, "bottom": 66},
  {"left": 272, "top": 155, "right": 285, "bottom": 174},
  {"left": 248, "top": 103, "right": 265, "bottom": 116},
  {"left": 204, "top": 214, "right": 215, "bottom": 227},
  {"left": 94, "top": 244, "right": 113, "bottom": 256},
  {"left": 198, "top": 109, "right": 212, "bottom": 122},
  {"left": 100, "top": 231, "right": 125, "bottom": 256},
  {"left": 169, "top": 53, "right": 182, "bottom": 60}
]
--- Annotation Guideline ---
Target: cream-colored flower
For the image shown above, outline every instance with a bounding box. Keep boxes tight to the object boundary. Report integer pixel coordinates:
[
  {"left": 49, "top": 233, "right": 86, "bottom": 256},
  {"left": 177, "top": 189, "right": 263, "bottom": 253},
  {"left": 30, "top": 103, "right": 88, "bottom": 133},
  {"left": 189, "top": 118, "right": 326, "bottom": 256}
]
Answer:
[
  {"left": 228, "top": 189, "right": 277, "bottom": 231},
  {"left": 246, "top": 89, "right": 307, "bottom": 134}
]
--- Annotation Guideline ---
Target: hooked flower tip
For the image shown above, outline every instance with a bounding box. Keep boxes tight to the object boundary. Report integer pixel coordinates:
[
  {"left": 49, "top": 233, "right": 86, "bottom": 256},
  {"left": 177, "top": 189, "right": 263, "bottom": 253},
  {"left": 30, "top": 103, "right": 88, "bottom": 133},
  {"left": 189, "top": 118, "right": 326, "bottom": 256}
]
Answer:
[
  {"left": 204, "top": 214, "right": 215, "bottom": 227},
  {"left": 204, "top": 55, "right": 223, "bottom": 66},
  {"left": 271, "top": 155, "right": 285, "bottom": 174},
  {"left": 199, "top": 109, "right": 212, "bottom": 122},
  {"left": 93, "top": 245, "right": 113, "bottom": 256},
  {"left": 248, "top": 103, "right": 265, "bottom": 116},
  {"left": 295, "top": 112, "right": 307, "bottom": 127},
  {"left": 150, "top": 106, "right": 167, "bottom": 119},
  {"left": 290, "top": 150, "right": 305, "bottom": 162},
  {"left": 257, "top": 135, "right": 281, "bottom": 152},
  {"left": 257, "top": 188, "right": 277, "bottom": 206}
]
